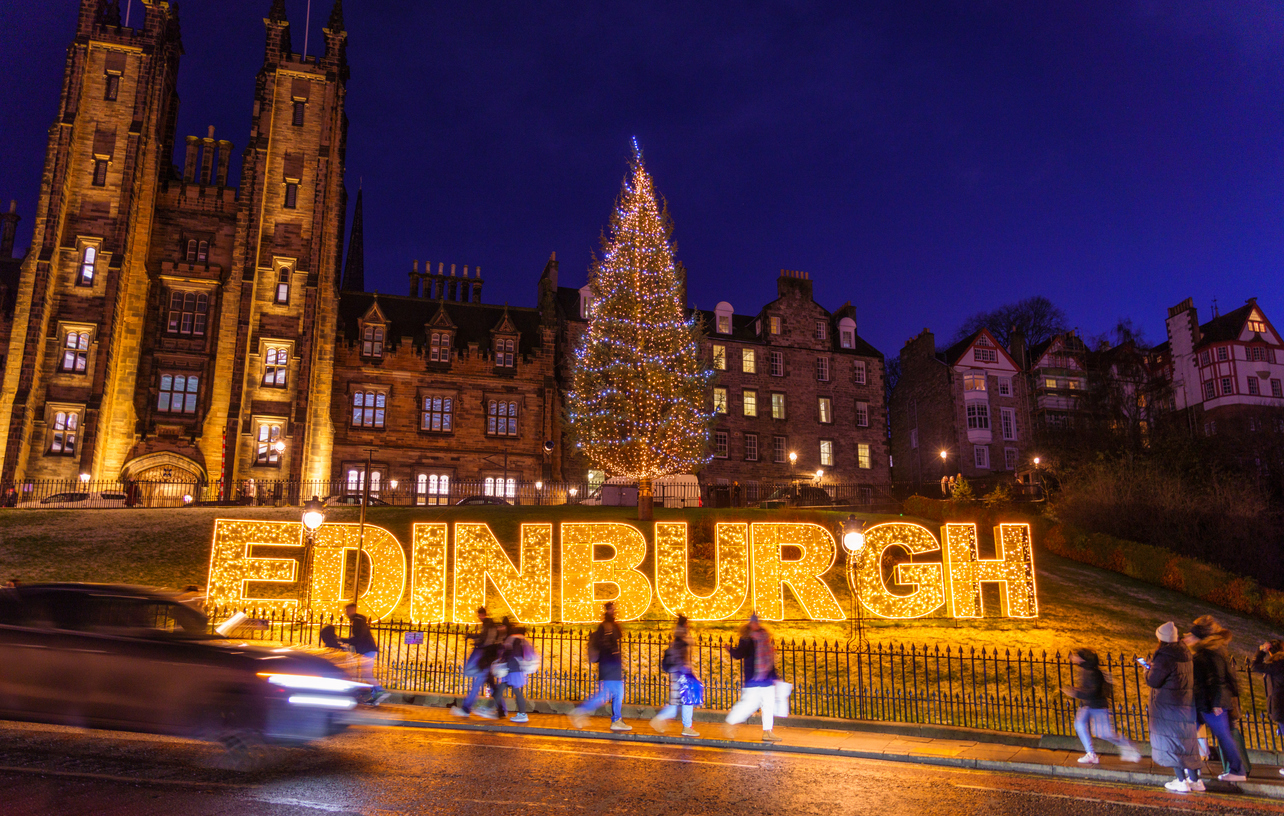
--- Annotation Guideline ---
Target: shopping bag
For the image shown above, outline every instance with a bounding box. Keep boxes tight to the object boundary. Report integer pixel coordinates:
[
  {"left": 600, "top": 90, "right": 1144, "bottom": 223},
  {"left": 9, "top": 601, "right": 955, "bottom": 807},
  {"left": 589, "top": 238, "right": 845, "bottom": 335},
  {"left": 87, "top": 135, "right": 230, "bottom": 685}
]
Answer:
[{"left": 774, "top": 680, "right": 793, "bottom": 718}]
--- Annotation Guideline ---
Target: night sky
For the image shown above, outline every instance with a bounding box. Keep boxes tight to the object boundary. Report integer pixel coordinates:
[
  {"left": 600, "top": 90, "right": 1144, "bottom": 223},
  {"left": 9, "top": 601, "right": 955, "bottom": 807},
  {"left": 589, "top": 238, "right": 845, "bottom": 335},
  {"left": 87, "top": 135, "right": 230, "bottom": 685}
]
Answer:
[{"left": 2, "top": 1, "right": 1281, "bottom": 358}]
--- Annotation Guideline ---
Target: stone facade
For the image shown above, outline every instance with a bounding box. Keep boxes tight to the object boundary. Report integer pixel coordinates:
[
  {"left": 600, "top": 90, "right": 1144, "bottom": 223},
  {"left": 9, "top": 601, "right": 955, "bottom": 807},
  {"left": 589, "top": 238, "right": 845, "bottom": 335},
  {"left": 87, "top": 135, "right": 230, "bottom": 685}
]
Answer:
[{"left": 890, "top": 328, "right": 1033, "bottom": 489}]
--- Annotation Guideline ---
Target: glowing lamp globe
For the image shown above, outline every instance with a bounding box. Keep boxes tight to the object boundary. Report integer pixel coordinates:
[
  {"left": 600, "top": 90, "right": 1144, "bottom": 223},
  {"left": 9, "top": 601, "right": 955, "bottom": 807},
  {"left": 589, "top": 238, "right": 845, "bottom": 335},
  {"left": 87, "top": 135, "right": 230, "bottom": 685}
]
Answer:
[
  {"left": 841, "top": 515, "right": 867, "bottom": 555},
  {"left": 302, "top": 497, "right": 326, "bottom": 532}
]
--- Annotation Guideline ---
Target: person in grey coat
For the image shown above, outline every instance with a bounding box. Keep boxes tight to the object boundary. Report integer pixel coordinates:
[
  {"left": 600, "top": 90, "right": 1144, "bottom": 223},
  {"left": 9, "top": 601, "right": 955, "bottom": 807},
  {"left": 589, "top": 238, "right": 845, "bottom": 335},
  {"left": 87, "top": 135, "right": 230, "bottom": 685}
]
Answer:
[{"left": 1145, "top": 621, "right": 1203, "bottom": 793}]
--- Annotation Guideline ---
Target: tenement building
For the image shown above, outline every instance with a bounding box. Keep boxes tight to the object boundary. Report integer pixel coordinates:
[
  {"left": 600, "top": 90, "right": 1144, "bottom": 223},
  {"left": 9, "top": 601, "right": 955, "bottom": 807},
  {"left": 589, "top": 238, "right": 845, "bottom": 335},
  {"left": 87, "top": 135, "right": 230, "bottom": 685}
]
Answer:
[
  {"left": 558, "top": 270, "right": 891, "bottom": 503},
  {"left": 890, "top": 328, "right": 1033, "bottom": 489}
]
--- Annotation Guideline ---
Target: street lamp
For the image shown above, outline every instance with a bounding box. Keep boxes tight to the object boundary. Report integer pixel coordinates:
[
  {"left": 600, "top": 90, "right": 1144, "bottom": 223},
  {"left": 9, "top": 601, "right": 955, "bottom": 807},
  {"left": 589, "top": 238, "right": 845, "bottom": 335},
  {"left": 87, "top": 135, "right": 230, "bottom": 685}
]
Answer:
[
  {"left": 939, "top": 450, "right": 947, "bottom": 461},
  {"left": 814, "top": 469, "right": 824, "bottom": 483},
  {"left": 272, "top": 440, "right": 286, "bottom": 454},
  {"left": 840, "top": 515, "right": 869, "bottom": 646},
  {"left": 1033, "top": 456, "right": 1041, "bottom": 466},
  {"left": 535, "top": 480, "right": 543, "bottom": 507},
  {"left": 789, "top": 451, "right": 798, "bottom": 466},
  {"left": 79, "top": 472, "right": 91, "bottom": 483},
  {"left": 300, "top": 496, "right": 326, "bottom": 610}
]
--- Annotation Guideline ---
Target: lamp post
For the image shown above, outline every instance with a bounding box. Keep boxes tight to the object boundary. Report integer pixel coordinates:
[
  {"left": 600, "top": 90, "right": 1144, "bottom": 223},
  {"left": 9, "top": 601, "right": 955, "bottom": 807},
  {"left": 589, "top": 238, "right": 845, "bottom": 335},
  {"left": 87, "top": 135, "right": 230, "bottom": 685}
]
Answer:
[
  {"left": 840, "top": 514, "right": 868, "bottom": 645},
  {"left": 535, "top": 480, "right": 543, "bottom": 507},
  {"left": 300, "top": 496, "right": 326, "bottom": 610}
]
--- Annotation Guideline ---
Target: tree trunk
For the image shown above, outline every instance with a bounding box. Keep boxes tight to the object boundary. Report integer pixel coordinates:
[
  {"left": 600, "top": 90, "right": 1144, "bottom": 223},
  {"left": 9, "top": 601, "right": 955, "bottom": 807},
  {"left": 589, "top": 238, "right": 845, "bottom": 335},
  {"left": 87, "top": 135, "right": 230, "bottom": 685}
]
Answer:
[{"left": 638, "top": 477, "right": 654, "bottom": 522}]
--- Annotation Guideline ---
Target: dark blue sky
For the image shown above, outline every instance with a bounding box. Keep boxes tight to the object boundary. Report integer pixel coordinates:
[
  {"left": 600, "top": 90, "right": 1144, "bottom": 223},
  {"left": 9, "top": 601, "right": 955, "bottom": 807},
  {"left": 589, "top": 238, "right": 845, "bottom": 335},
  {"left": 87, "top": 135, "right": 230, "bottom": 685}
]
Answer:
[{"left": 2, "top": 1, "right": 1281, "bottom": 357}]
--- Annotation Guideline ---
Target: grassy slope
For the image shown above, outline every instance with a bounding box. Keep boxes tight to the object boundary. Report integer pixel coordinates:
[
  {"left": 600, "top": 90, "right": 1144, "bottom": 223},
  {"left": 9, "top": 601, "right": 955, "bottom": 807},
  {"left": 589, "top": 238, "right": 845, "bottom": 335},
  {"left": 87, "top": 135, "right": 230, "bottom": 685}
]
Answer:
[{"left": 0, "top": 505, "right": 1275, "bottom": 659}]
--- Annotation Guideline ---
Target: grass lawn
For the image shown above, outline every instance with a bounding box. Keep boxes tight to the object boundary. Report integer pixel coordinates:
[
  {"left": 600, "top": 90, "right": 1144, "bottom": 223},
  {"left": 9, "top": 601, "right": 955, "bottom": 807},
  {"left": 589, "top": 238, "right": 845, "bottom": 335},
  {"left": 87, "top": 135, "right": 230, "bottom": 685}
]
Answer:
[{"left": 0, "top": 505, "right": 1275, "bottom": 659}]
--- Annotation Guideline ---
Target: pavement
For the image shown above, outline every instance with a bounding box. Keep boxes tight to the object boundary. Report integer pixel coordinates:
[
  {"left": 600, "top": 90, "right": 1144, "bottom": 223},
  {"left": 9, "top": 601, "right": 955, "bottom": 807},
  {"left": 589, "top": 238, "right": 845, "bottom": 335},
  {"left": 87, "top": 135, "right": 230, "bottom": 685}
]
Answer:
[{"left": 360, "top": 690, "right": 1284, "bottom": 801}]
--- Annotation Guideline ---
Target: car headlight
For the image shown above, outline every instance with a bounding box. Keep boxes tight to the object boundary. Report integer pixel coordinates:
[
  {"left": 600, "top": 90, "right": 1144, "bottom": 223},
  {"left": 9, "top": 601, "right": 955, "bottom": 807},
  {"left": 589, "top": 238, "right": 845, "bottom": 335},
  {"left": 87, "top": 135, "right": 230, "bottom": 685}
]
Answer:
[
  {"left": 258, "top": 673, "right": 369, "bottom": 693},
  {"left": 287, "top": 694, "right": 357, "bottom": 709}
]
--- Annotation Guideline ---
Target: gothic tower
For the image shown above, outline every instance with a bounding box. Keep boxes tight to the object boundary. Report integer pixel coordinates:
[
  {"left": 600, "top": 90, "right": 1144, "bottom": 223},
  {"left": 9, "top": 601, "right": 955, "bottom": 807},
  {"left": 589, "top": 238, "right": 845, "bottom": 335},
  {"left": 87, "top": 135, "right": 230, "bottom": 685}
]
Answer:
[{"left": 0, "top": 0, "right": 182, "bottom": 483}]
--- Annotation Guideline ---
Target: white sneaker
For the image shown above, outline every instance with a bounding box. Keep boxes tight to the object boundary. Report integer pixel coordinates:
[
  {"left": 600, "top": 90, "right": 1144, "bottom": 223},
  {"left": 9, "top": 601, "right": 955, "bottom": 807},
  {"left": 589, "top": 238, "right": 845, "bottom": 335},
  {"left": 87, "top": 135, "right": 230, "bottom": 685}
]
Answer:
[
  {"left": 1077, "top": 753, "right": 1099, "bottom": 764},
  {"left": 1164, "top": 779, "right": 1190, "bottom": 794},
  {"left": 475, "top": 708, "right": 499, "bottom": 720},
  {"left": 649, "top": 715, "right": 669, "bottom": 734},
  {"left": 567, "top": 710, "right": 588, "bottom": 730},
  {"left": 1279, "top": 767, "right": 1284, "bottom": 777},
  {"left": 510, "top": 713, "right": 529, "bottom": 723},
  {"left": 609, "top": 719, "right": 633, "bottom": 732},
  {"left": 449, "top": 705, "right": 470, "bottom": 718},
  {"left": 1187, "top": 779, "right": 1206, "bottom": 792},
  {"left": 1121, "top": 747, "right": 1142, "bottom": 763},
  {"left": 1218, "top": 773, "right": 1247, "bottom": 782}
]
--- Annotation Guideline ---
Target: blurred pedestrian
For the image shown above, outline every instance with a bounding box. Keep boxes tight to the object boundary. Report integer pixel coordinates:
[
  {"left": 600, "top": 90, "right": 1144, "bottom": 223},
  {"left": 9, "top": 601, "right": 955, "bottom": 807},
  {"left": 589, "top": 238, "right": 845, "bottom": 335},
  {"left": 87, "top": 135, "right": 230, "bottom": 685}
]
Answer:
[
  {"left": 344, "top": 603, "right": 390, "bottom": 706},
  {"left": 1187, "top": 616, "right": 1248, "bottom": 781},
  {"left": 4, "top": 577, "right": 19, "bottom": 588},
  {"left": 569, "top": 605, "right": 630, "bottom": 732},
  {"left": 940, "top": 476, "right": 949, "bottom": 497},
  {"left": 176, "top": 585, "right": 205, "bottom": 614},
  {"left": 726, "top": 613, "right": 781, "bottom": 742},
  {"left": 452, "top": 607, "right": 505, "bottom": 719},
  {"left": 498, "top": 624, "right": 538, "bottom": 723},
  {"left": 1144, "top": 621, "right": 1202, "bottom": 793},
  {"left": 1061, "top": 648, "right": 1140, "bottom": 764},
  {"left": 1251, "top": 639, "right": 1284, "bottom": 776},
  {"left": 2, "top": 487, "right": 17, "bottom": 507},
  {"left": 651, "top": 615, "right": 702, "bottom": 737}
]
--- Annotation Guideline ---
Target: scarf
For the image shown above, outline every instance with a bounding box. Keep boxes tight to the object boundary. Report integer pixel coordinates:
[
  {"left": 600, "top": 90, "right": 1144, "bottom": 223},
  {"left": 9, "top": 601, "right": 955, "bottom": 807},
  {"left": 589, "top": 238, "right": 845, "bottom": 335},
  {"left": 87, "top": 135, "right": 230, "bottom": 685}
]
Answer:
[{"left": 751, "top": 629, "right": 775, "bottom": 681}]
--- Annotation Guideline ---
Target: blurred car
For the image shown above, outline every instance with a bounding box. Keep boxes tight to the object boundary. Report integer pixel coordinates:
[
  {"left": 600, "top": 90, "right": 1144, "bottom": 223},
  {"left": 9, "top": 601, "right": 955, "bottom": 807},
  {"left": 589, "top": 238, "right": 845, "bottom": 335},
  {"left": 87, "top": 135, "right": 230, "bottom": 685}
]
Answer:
[
  {"left": 0, "top": 584, "right": 365, "bottom": 756},
  {"left": 455, "top": 495, "right": 511, "bottom": 506},
  {"left": 326, "top": 494, "right": 390, "bottom": 507},
  {"left": 764, "top": 485, "right": 833, "bottom": 507},
  {"left": 15, "top": 491, "right": 128, "bottom": 509}
]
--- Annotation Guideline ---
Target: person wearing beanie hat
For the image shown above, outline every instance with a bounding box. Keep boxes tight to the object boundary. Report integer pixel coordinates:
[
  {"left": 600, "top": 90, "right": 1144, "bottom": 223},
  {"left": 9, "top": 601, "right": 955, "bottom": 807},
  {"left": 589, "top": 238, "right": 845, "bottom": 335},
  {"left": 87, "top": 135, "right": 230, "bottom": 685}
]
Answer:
[
  {"left": 1061, "top": 648, "right": 1141, "bottom": 764},
  {"left": 1186, "top": 616, "right": 1249, "bottom": 780},
  {"left": 1146, "top": 622, "right": 1202, "bottom": 793}
]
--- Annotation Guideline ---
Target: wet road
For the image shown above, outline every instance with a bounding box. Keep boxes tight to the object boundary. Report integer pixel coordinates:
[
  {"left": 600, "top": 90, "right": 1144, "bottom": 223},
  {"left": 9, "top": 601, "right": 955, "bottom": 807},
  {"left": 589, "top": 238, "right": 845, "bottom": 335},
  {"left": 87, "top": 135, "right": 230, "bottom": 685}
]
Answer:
[{"left": 2, "top": 718, "right": 1282, "bottom": 816}]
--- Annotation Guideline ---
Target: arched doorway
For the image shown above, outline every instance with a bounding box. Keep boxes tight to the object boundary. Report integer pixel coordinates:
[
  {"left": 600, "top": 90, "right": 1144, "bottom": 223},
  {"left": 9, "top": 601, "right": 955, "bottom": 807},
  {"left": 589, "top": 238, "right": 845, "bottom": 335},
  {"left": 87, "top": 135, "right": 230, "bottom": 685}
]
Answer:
[{"left": 120, "top": 452, "right": 206, "bottom": 508}]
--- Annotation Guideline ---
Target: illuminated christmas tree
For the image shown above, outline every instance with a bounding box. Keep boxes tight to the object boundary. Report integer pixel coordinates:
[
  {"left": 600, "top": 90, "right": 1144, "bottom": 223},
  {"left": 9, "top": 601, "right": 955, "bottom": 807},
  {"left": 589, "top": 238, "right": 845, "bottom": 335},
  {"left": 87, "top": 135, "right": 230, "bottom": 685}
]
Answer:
[{"left": 568, "top": 145, "right": 715, "bottom": 520}]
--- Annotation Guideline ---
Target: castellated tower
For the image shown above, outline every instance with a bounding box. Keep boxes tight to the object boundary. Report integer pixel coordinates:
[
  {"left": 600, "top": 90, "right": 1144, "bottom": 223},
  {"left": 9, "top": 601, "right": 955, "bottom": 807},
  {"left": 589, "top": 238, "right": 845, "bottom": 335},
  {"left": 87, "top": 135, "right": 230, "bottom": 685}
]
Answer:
[{"left": 0, "top": 0, "right": 348, "bottom": 497}]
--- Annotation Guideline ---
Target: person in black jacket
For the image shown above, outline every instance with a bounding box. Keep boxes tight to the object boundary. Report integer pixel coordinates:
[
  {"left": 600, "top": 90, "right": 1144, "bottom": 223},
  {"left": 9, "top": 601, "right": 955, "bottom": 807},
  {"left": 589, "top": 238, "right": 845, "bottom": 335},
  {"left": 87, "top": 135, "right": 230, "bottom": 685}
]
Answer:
[
  {"left": 568, "top": 606, "right": 631, "bottom": 732},
  {"left": 343, "top": 603, "right": 389, "bottom": 706},
  {"left": 1062, "top": 648, "right": 1140, "bottom": 764},
  {"left": 452, "top": 607, "right": 505, "bottom": 719},
  {"left": 1146, "top": 621, "right": 1203, "bottom": 793},
  {"left": 1186, "top": 616, "right": 1248, "bottom": 780},
  {"left": 1252, "top": 639, "right": 1284, "bottom": 777},
  {"left": 725, "top": 613, "right": 782, "bottom": 743}
]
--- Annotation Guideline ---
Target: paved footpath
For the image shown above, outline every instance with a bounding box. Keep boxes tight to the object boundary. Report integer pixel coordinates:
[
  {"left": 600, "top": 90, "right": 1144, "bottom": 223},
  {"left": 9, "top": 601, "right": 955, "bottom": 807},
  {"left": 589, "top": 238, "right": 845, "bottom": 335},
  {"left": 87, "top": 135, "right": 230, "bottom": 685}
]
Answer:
[{"left": 355, "top": 692, "right": 1284, "bottom": 801}]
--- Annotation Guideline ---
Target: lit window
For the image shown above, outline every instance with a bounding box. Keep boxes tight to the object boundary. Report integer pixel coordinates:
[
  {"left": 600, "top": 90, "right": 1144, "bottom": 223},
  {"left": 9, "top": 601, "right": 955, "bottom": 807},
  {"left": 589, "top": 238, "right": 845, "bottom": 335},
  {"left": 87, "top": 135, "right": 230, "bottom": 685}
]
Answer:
[
  {"left": 1001, "top": 407, "right": 1016, "bottom": 440},
  {"left": 713, "top": 387, "right": 728, "bottom": 414},
  {"left": 857, "top": 443, "right": 871, "bottom": 469},
  {"left": 276, "top": 268, "right": 290, "bottom": 303},
  {"left": 712, "top": 345, "right": 726, "bottom": 370},
  {"left": 105, "top": 74, "right": 120, "bottom": 101},
  {"left": 61, "top": 331, "right": 90, "bottom": 373},
  {"left": 815, "top": 321, "right": 827, "bottom": 340},
  {"left": 158, "top": 373, "right": 199, "bottom": 414},
  {"left": 743, "top": 390, "right": 757, "bottom": 417},
  {"left": 773, "top": 435, "right": 787, "bottom": 463},
  {"left": 817, "top": 357, "right": 829, "bottom": 381},
  {"left": 417, "top": 473, "right": 451, "bottom": 506},
  {"left": 263, "top": 347, "right": 288, "bottom": 387},
  {"left": 92, "top": 159, "right": 108, "bottom": 187},
  {"left": 771, "top": 393, "right": 786, "bottom": 420},
  {"left": 855, "top": 401, "right": 869, "bottom": 427},
  {"left": 770, "top": 351, "right": 784, "bottom": 377},
  {"left": 717, "top": 315, "right": 731, "bottom": 334},
  {"left": 769, "top": 316, "right": 781, "bottom": 335},
  {"left": 430, "top": 333, "right": 451, "bottom": 363},
  {"left": 853, "top": 360, "right": 866, "bottom": 385},
  {"left": 49, "top": 411, "right": 78, "bottom": 455},
  {"left": 284, "top": 182, "right": 298, "bottom": 209},
  {"left": 964, "top": 373, "right": 987, "bottom": 392},
  {"left": 1248, "top": 319, "right": 1266, "bottom": 334},
  {"left": 715, "top": 431, "right": 728, "bottom": 459},
  {"left": 1217, "top": 347, "right": 1229, "bottom": 362},
  {"left": 966, "top": 403, "right": 990, "bottom": 430},
  {"left": 1044, "top": 377, "right": 1058, "bottom": 389},
  {"left": 819, "top": 439, "right": 833, "bottom": 466},
  {"left": 1005, "top": 448, "right": 1018, "bottom": 471},
  {"left": 77, "top": 245, "right": 97, "bottom": 286},
  {"left": 818, "top": 397, "right": 832, "bottom": 424},
  {"left": 421, "top": 396, "right": 454, "bottom": 433},
  {"left": 167, "top": 291, "right": 209, "bottom": 336},
  {"left": 745, "top": 433, "right": 758, "bottom": 462},
  {"left": 352, "top": 391, "right": 387, "bottom": 428},
  {"left": 362, "top": 325, "right": 384, "bottom": 358},
  {"left": 256, "top": 424, "right": 283, "bottom": 465},
  {"left": 488, "top": 400, "right": 518, "bottom": 436},
  {"left": 292, "top": 100, "right": 305, "bottom": 127},
  {"left": 974, "top": 445, "right": 990, "bottom": 469},
  {"left": 742, "top": 348, "right": 756, "bottom": 374},
  {"left": 495, "top": 338, "right": 515, "bottom": 367},
  {"left": 998, "top": 377, "right": 1012, "bottom": 396},
  {"left": 484, "top": 477, "right": 517, "bottom": 499}
]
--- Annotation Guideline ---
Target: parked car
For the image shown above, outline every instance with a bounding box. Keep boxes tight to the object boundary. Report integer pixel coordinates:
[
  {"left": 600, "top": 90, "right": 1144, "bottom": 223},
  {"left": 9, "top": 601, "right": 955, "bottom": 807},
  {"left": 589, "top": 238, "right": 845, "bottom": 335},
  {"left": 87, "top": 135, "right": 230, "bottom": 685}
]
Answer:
[
  {"left": 15, "top": 491, "right": 128, "bottom": 509},
  {"left": 764, "top": 485, "right": 833, "bottom": 507},
  {"left": 455, "top": 495, "right": 511, "bottom": 506},
  {"left": 0, "top": 584, "right": 365, "bottom": 760},
  {"left": 325, "top": 495, "right": 390, "bottom": 507},
  {"left": 580, "top": 475, "right": 701, "bottom": 508}
]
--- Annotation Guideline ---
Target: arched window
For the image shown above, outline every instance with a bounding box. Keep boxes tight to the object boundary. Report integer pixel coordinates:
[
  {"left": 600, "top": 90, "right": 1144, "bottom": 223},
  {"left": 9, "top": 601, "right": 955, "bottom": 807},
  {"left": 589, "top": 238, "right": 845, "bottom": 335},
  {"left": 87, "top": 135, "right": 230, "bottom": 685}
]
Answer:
[
  {"left": 362, "top": 325, "right": 384, "bottom": 358},
  {"left": 50, "top": 411, "right": 78, "bottom": 455},
  {"left": 256, "top": 423, "right": 283, "bottom": 464},
  {"left": 158, "top": 373, "right": 200, "bottom": 414},
  {"left": 276, "top": 268, "right": 290, "bottom": 304},
  {"left": 77, "top": 245, "right": 97, "bottom": 286},
  {"left": 61, "top": 331, "right": 90, "bottom": 373},
  {"left": 186, "top": 240, "right": 197, "bottom": 262},
  {"left": 197, "top": 240, "right": 208, "bottom": 263},
  {"left": 263, "top": 346, "right": 288, "bottom": 387}
]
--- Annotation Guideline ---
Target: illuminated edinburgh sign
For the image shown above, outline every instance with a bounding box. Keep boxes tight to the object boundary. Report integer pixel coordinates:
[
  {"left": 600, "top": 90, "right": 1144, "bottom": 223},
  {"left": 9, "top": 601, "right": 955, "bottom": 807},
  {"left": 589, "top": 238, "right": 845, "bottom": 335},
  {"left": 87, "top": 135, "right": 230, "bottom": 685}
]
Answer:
[{"left": 206, "top": 519, "right": 1038, "bottom": 622}]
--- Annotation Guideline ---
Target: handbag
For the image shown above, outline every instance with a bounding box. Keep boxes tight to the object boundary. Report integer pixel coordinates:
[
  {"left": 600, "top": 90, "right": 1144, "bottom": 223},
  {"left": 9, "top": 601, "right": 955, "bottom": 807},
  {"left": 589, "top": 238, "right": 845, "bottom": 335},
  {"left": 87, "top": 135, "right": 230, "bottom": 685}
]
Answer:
[{"left": 679, "top": 671, "right": 704, "bottom": 707}]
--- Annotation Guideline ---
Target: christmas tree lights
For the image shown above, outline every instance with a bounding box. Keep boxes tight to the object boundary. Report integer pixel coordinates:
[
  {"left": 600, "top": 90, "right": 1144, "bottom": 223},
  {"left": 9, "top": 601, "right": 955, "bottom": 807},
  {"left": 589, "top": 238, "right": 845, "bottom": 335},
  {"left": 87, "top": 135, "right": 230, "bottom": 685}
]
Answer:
[{"left": 566, "top": 146, "right": 715, "bottom": 516}]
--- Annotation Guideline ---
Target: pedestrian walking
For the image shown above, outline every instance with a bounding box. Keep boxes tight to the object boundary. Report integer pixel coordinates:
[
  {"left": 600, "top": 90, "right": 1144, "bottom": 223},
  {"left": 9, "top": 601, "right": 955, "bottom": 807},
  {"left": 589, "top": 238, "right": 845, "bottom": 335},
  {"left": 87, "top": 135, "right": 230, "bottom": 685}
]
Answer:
[
  {"left": 343, "top": 603, "right": 390, "bottom": 706},
  {"left": 1143, "top": 621, "right": 1203, "bottom": 793},
  {"left": 940, "top": 475, "right": 949, "bottom": 497},
  {"left": 1061, "top": 648, "right": 1140, "bottom": 764},
  {"left": 725, "top": 613, "right": 782, "bottom": 742},
  {"left": 568, "top": 606, "right": 630, "bottom": 732},
  {"left": 650, "top": 615, "right": 703, "bottom": 737},
  {"left": 497, "top": 624, "right": 538, "bottom": 723},
  {"left": 452, "top": 607, "right": 505, "bottom": 719},
  {"left": 1187, "top": 616, "right": 1249, "bottom": 780},
  {"left": 1251, "top": 639, "right": 1284, "bottom": 776}
]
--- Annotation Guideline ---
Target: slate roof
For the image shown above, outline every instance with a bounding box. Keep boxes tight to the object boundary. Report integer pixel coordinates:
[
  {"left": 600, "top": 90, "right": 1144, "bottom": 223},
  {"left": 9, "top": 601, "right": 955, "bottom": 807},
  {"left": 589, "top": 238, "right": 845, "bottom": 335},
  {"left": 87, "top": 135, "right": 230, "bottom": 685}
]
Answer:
[
  {"left": 940, "top": 330, "right": 984, "bottom": 366},
  {"left": 1196, "top": 303, "right": 1257, "bottom": 347},
  {"left": 337, "top": 292, "right": 547, "bottom": 355}
]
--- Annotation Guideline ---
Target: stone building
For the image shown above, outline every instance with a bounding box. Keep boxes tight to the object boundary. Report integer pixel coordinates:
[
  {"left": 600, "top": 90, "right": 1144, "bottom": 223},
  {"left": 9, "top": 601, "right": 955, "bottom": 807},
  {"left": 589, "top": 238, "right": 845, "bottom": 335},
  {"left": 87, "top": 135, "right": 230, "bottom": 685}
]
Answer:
[
  {"left": 889, "top": 328, "right": 1033, "bottom": 489},
  {"left": 0, "top": 0, "right": 350, "bottom": 499},
  {"left": 1022, "top": 330, "right": 1090, "bottom": 431},
  {"left": 558, "top": 269, "right": 891, "bottom": 502}
]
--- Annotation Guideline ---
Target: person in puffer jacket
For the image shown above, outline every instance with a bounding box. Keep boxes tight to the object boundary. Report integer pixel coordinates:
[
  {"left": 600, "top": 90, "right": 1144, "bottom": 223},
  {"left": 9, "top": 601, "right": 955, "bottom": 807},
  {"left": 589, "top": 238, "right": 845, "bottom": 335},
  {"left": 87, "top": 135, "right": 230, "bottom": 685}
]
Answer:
[
  {"left": 650, "top": 615, "right": 701, "bottom": 737},
  {"left": 1187, "top": 616, "right": 1248, "bottom": 780},
  {"left": 1061, "top": 648, "right": 1140, "bottom": 764},
  {"left": 1146, "top": 621, "right": 1203, "bottom": 794}
]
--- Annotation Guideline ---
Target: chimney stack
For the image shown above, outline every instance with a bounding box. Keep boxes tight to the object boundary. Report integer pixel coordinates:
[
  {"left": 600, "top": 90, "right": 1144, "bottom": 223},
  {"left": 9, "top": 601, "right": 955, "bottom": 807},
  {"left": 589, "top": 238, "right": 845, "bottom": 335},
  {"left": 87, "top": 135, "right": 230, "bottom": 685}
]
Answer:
[
  {"left": 183, "top": 135, "right": 199, "bottom": 182},
  {"left": 200, "top": 126, "right": 217, "bottom": 185},
  {"left": 0, "top": 200, "right": 19, "bottom": 258},
  {"left": 409, "top": 260, "right": 421, "bottom": 297},
  {"left": 216, "top": 140, "right": 233, "bottom": 186}
]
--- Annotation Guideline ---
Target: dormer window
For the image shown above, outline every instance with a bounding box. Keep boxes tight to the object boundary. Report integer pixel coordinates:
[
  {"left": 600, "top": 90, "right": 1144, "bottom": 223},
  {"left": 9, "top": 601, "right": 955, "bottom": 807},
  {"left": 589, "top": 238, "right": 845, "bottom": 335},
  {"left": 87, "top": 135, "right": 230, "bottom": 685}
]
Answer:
[
  {"left": 718, "top": 316, "right": 731, "bottom": 333},
  {"left": 430, "top": 332, "right": 451, "bottom": 363},
  {"left": 838, "top": 317, "right": 857, "bottom": 350},
  {"left": 1249, "top": 318, "right": 1267, "bottom": 334},
  {"left": 362, "top": 325, "right": 384, "bottom": 358},
  {"left": 495, "top": 338, "right": 515, "bottom": 368}
]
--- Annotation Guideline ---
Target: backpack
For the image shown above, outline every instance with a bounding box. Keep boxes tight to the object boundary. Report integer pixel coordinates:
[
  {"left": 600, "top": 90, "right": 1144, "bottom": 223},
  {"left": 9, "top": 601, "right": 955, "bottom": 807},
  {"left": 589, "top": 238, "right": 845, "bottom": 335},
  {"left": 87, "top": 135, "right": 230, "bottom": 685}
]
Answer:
[{"left": 517, "top": 639, "right": 541, "bottom": 674}]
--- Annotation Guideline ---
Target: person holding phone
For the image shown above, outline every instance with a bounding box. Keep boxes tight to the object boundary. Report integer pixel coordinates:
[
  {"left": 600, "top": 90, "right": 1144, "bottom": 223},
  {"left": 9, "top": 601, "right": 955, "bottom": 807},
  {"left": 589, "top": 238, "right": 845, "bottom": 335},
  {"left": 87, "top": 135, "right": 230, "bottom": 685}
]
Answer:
[{"left": 1146, "top": 621, "right": 1203, "bottom": 793}]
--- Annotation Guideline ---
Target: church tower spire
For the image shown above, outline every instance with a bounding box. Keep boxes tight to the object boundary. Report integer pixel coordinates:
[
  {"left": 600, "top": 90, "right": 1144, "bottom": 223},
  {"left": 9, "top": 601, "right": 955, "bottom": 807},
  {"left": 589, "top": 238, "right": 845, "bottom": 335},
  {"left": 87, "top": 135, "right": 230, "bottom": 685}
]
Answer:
[{"left": 343, "top": 187, "right": 365, "bottom": 292}]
